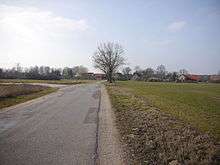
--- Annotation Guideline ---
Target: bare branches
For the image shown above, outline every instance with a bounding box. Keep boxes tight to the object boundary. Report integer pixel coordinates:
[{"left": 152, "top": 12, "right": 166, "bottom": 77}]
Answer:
[{"left": 92, "top": 42, "right": 125, "bottom": 82}]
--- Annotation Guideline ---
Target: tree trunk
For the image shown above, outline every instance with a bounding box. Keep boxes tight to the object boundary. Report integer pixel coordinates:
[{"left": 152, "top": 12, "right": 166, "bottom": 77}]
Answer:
[{"left": 107, "top": 71, "right": 113, "bottom": 83}]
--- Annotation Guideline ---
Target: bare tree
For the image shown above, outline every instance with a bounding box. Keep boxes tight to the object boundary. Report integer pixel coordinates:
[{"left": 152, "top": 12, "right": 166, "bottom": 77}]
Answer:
[
  {"left": 156, "top": 64, "right": 166, "bottom": 80},
  {"left": 93, "top": 42, "right": 125, "bottom": 83},
  {"left": 179, "top": 69, "right": 188, "bottom": 75},
  {"left": 73, "top": 65, "right": 88, "bottom": 77},
  {"left": 122, "top": 67, "right": 132, "bottom": 80},
  {"left": 142, "top": 67, "right": 154, "bottom": 80},
  {"left": 122, "top": 67, "right": 131, "bottom": 75}
]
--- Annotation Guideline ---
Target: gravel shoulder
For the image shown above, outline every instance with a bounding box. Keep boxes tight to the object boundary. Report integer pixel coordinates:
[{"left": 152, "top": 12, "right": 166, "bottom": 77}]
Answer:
[{"left": 97, "top": 85, "right": 126, "bottom": 165}]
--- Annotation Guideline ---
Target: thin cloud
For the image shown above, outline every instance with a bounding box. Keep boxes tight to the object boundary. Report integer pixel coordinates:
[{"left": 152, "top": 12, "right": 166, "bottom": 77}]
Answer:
[
  {"left": 0, "top": 4, "right": 89, "bottom": 68},
  {"left": 0, "top": 5, "right": 88, "bottom": 41},
  {"left": 167, "top": 21, "right": 187, "bottom": 32}
]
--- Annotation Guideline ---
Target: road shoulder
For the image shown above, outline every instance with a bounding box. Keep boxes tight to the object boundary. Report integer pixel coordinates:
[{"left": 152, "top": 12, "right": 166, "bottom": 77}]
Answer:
[{"left": 97, "top": 85, "right": 125, "bottom": 165}]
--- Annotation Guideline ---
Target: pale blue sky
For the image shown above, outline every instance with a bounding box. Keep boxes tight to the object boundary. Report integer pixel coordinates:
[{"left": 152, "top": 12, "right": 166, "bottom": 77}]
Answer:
[{"left": 0, "top": 0, "right": 219, "bottom": 74}]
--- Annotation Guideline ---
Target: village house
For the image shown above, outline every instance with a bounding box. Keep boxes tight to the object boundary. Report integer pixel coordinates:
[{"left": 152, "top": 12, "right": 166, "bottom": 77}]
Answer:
[
  {"left": 94, "top": 73, "right": 106, "bottom": 80},
  {"left": 81, "top": 72, "right": 95, "bottom": 80},
  {"left": 209, "top": 75, "right": 220, "bottom": 83},
  {"left": 178, "top": 74, "right": 201, "bottom": 82}
]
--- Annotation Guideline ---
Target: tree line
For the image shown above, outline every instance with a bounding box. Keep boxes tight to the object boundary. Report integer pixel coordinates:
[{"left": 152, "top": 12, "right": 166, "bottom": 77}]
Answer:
[
  {"left": 1, "top": 42, "right": 219, "bottom": 82},
  {"left": 0, "top": 64, "right": 89, "bottom": 80},
  {"left": 92, "top": 42, "right": 190, "bottom": 82},
  {"left": 116, "top": 65, "right": 189, "bottom": 82}
]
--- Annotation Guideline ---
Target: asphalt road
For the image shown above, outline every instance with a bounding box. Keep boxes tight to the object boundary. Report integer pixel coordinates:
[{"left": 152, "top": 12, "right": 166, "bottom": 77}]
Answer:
[{"left": 0, "top": 83, "right": 101, "bottom": 165}]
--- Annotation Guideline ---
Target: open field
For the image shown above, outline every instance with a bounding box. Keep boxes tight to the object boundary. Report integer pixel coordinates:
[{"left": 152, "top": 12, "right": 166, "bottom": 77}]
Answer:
[
  {"left": 0, "top": 79, "right": 97, "bottom": 85},
  {"left": 113, "top": 81, "right": 220, "bottom": 138},
  {"left": 106, "top": 81, "right": 220, "bottom": 164},
  {"left": 0, "top": 84, "right": 57, "bottom": 109}
]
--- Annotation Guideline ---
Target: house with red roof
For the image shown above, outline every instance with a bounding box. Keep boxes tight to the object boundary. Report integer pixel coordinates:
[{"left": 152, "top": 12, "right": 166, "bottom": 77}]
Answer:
[{"left": 178, "top": 74, "right": 202, "bottom": 82}]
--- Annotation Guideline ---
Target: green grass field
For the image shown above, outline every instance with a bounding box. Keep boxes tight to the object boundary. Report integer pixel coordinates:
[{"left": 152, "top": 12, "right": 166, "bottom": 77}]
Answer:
[
  {"left": 0, "top": 79, "right": 97, "bottom": 85},
  {"left": 109, "top": 81, "right": 220, "bottom": 139}
]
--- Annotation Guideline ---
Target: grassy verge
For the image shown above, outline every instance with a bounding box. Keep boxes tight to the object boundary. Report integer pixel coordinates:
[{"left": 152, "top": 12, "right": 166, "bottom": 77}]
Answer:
[
  {"left": 115, "top": 81, "right": 220, "bottom": 138},
  {"left": 106, "top": 81, "right": 220, "bottom": 164},
  {"left": 0, "top": 79, "right": 97, "bottom": 85},
  {"left": 0, "top": 84, "right": 57, "bottom": 109}
]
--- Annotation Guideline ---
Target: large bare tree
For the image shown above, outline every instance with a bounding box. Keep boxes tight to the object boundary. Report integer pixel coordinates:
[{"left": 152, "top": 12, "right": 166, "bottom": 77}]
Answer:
[{"left": 93, "top": 42, "right": 125, "bottom": 83}]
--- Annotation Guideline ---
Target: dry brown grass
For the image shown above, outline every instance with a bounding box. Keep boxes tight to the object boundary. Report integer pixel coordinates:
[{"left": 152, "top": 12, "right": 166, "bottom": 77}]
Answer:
[
  {"left": 0, "top": 79, "right": 97, "bottom": 85},
  {"left": 0, "top": 84, "right": 48, "bottom": 98},
  {"left": 0, "top": 84, "right": 57, "bottom": 109}
]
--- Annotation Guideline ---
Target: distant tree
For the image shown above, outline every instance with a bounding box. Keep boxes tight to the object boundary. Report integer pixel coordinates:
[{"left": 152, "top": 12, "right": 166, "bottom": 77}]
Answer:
[
  {"left": 156, "top": 65, "right": 166, "bottom": 80},
  {"left": 142, "top": 68, "right": 154, "bottom": 81},
  {"left": 179, "top": 69, "right": 188, "bottom": 75},
  {"left": 68, "top": 68, "right": 74, "bottom": 79},
  {"left": 16, "top": 63, "right": 22, "bottom": 72},
  {"left": 44, "top": 66, "right": 50, "bottom": 75},
  {"left": 26, "top": 66, "right": 40, "bottom": 79},
  {"left": 218, "top": 70, "right": 220, "bottom": 75},
  {"left": 1, "top": 65, "right": 62, "bottom": 80},
  {"left": 171, "top": 72, "right": 179, "bottom": 81},
  {"left": 62, "top": 67, "right": 71, "bottom": 79},
  {"left": 93, "top": 42, "right": 125, "bottom": 83},
  {"left": 50, "top": 69, "right": 62, "bottom": 80},
  {"left": 122, "top": 67, "right": 131, "bottom": 75},
  {"left": 122, "top": 67, "right": 132, "bottom": 80},
  {"left": 39, "top": 66, "right": 45, "bottom": 75},
  {"left": 166, "top": 72, "right": 179, "bottom": 82},
  {"left": 74, "top": 65, "right": 88, "bottom": 76},
  {"left": 62, "top": 67, "right": 74, "bottom": 79},
  {"left": 114, "top": 72, "right": 125, "bottom": 81}
]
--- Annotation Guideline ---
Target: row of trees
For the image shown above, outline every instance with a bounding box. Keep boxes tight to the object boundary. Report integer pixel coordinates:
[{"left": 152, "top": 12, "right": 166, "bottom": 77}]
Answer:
[
  {"left": 0, "top": 64, "right": 89, "bottom": 80},
  {"left": 118, "top": 65, "right": 188, "bottom": 82},
  {"left": 92, "top": 42, "right": 190, "bottom": 82},
  {"left": 1, "top": 42, "right": 219, "bottom": 82}
]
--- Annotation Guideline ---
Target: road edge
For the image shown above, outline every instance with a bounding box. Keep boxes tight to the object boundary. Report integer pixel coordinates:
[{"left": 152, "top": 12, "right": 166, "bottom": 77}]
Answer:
[{"left": 96, "top": 84, "right": 125, "bottom": 165}]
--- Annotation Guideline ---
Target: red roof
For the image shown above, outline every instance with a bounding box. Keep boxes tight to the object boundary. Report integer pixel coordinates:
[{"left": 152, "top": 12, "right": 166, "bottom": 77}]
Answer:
[{"left": 184, "top": 74, "right": 201, "bottom": 81}]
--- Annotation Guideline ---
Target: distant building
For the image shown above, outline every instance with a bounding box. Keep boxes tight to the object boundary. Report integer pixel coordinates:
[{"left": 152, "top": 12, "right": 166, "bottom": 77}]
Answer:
[
  {"left": 81, "top": 72, "right": 95, "bottom": 80},
  {"left": 94, "top": 73, "right": 106, "bottom": 80},
  {"left": 178, "top": 74, "right": 186, "bottom": 82},
  {"left": 178, "top": 74, "right": 201, "bottom": 82},
  {"left": 200, "top": 75, "right": 210, "bottom": 82},
  {"left": 209, "top": 75, "right": 220, "bottom": 83},
  {"left": 131, "top": 72, "right": 141, "bottom": 81}
]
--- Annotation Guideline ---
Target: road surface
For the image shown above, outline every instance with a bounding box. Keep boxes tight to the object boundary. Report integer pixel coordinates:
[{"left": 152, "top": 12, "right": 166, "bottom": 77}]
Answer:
[{"left": 0, "top": 83, "right": 102, "bottom": 165}]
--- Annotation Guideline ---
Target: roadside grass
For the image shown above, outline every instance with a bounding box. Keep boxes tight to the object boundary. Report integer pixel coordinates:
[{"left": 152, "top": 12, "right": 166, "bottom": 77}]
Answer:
[
  {"left": 0, "top": 79, "right": 97, "bottom": 85},
  {"left": 105, "top": 81, "right": 220, "bottom": 164},
  {"left": 0, "top": 84, "right": 57, "bottom": 109},
  {"left": 114, "top": 81, "right": 220, "bottom": 139}
]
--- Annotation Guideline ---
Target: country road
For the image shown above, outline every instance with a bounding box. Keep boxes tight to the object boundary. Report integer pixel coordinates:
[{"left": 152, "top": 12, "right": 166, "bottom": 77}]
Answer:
[{"left": 0, "top": 83, "right": 123, "bottom": 165}]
